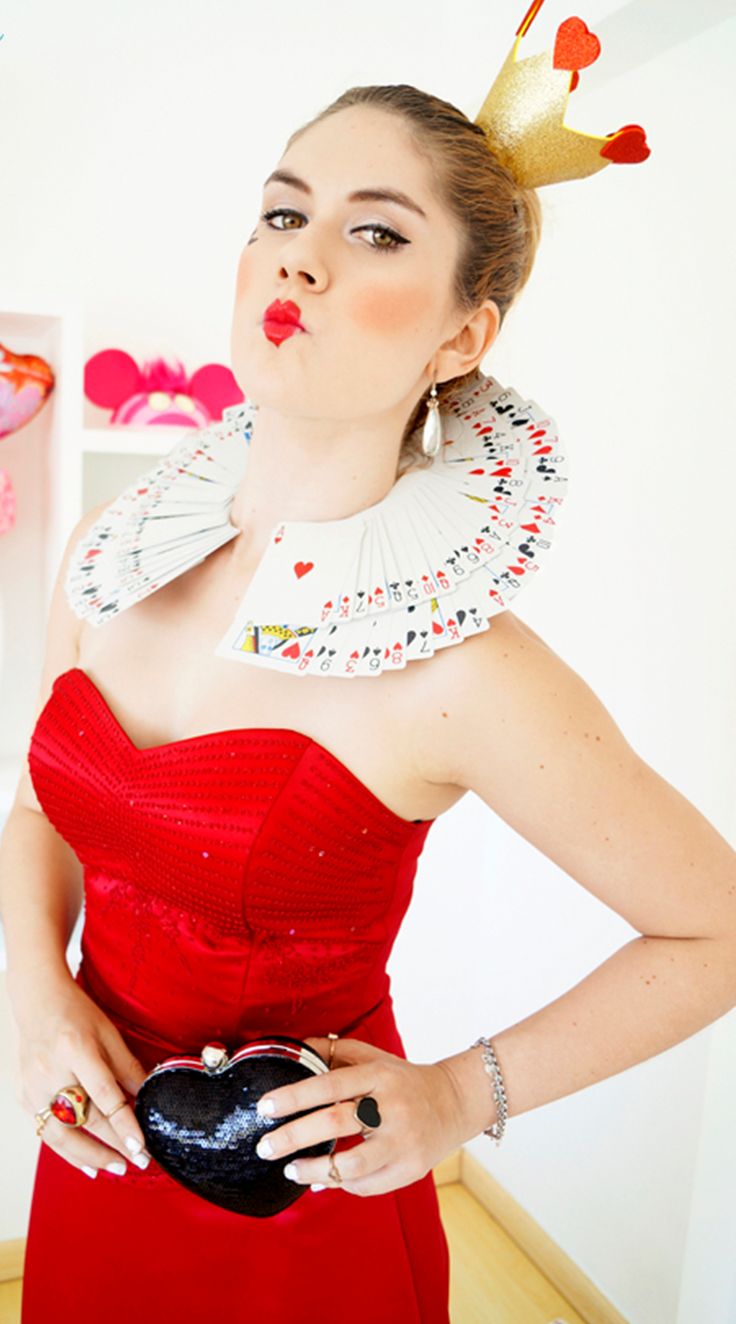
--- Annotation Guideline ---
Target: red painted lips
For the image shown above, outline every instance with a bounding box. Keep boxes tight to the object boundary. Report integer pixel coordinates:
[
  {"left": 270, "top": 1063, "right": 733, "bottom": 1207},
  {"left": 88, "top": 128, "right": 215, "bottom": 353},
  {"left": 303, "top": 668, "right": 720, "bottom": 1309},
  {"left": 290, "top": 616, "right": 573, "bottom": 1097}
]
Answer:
[{"left": 262, "top": 299, "right": 306, "bottom": 346}]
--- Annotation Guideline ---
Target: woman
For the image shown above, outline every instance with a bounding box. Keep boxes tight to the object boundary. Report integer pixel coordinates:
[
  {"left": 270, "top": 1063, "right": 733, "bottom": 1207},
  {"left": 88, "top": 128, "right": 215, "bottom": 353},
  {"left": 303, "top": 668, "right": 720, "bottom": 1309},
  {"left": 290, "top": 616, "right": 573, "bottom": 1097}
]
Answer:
[{"left": 4, "top": 76, "right": 735, "bottom": 1324}]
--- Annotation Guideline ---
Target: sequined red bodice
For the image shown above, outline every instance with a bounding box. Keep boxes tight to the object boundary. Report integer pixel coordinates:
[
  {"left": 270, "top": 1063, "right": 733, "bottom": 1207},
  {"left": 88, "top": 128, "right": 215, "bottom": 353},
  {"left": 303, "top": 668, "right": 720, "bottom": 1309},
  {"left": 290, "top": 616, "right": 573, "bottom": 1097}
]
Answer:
[{"left": 27, "top": 667, "right": 435, "bottom": 1056}]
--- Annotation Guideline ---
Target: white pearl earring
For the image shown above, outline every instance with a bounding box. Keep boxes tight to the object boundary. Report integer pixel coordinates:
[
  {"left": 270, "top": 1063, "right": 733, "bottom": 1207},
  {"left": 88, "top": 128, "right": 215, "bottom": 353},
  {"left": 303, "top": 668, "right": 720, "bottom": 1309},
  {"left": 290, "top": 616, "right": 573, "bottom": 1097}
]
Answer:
[{"left": 421, "top": 378, "right": 443, "bottom": 458}]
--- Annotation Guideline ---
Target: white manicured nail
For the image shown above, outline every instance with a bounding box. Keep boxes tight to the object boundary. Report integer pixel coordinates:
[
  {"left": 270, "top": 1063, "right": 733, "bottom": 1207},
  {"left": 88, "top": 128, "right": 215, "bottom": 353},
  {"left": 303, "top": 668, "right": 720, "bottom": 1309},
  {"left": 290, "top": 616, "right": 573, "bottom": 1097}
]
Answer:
[
  {"left": 105, "top": 1161, "right": 127, "bottom": 1175},
  {"left": 125, "top": 1135, "right": 143, "bottom": 1155},
  {"left": 256, "top": 1137, "right": 273, "bottom": 1158},
  {"left": 311, "top": 1183, "right": 327, "bottom": 1191},
  {"left": 130, "top": 1151, "right": 150, "bottom": 1169},
  {"left": 81, "top": 1165, "right": 98, "bottom": 1179},
  {"left": 283, "top": 1162, "right": 299, "bottom": 1181},
  {"left": 257, "top": 1098, "right": 276, "bottom": 1115}
]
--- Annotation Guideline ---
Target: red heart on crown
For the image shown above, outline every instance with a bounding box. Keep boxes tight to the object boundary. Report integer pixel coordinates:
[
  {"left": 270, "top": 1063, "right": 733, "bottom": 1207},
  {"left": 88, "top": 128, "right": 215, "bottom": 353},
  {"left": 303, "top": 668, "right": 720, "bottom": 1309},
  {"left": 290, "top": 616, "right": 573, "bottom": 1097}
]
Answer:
[
  {"left": 600, "top": 125, "right": 651, "bottom": 164},
  {"left": 294, "top": 561, "right": 314, "bottom": 579},
  {"left": 553, "top": 17, "right": 600, "bottom": 71}
]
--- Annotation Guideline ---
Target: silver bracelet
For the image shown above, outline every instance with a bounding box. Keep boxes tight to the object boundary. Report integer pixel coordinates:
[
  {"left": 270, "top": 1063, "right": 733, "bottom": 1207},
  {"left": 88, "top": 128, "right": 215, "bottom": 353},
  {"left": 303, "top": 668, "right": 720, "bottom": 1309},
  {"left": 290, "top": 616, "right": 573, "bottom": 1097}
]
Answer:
[{"left": 471, "top": 1036, "right": 509, "bottom": 1145}]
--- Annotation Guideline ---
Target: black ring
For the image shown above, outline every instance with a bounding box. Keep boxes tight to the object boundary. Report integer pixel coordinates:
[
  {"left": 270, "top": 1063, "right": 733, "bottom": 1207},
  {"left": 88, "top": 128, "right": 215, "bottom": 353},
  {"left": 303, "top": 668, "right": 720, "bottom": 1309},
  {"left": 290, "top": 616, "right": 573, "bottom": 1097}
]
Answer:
[{"left": 355, "top": 1096, "right": 382, "bottom": 1129}]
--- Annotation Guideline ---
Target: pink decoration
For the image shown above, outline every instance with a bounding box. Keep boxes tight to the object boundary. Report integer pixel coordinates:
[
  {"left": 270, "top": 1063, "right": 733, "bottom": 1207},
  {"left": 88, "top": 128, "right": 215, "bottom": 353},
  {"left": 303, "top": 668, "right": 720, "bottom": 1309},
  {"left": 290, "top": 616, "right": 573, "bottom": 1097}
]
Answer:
[
  {"left": 0, "top": 345, "right": 55, "bottom": 439},
  {"left": 84, "top": 350, "right": 246, "bottom": 428},
  {"left": 0, "top": 469, "right": 16, "bottom": 535}
]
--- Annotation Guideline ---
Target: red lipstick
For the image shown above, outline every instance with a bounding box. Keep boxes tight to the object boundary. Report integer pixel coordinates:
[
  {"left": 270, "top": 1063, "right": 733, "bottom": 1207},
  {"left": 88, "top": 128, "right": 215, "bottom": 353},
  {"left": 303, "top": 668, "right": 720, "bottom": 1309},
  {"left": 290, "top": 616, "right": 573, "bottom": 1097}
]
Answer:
[{"left": 262, "top": 299, "right": 306, "bottom": 346}]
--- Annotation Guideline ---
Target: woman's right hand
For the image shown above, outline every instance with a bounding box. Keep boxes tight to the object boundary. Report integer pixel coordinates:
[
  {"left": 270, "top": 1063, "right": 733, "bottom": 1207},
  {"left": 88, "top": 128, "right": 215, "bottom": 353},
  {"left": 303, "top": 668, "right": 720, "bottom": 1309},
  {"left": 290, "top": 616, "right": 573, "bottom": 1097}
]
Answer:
[{"left": 13, "top": 975, "right": 152, "bottom": 1179}]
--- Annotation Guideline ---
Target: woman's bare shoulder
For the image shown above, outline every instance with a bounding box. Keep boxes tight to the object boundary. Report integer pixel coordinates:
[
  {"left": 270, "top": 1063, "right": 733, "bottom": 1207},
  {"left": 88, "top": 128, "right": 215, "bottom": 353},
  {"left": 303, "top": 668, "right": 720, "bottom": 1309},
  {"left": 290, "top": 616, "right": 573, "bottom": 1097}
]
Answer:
[
  {"left": 406, "top": 610, "right": 531, "bottom": 783},
  {"left": 409, "top": 607, "right": 632, "bottom": 793}
]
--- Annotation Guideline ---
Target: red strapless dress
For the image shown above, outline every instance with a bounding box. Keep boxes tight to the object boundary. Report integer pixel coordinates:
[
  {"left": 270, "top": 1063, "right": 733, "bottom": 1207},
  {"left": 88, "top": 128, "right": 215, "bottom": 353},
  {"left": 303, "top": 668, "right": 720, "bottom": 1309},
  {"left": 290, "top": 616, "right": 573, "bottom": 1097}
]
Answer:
[{"left": 20, "top": 667, "right": 450, "bottom": 1322}]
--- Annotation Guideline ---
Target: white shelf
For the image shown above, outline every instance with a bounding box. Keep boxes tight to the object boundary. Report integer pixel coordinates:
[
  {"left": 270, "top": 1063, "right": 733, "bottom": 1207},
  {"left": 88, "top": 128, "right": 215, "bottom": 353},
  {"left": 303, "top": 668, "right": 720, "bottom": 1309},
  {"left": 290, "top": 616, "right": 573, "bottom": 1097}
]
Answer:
[
  {"left": 0, "top": 296, "right": 85, "bottom": 832},
  {"left": 0, "top": 300, "right": 190, "bottom": 830},
  {"left": 0, "top": 757, "right": 20, "bottom": 817},
  {"left": 82, "top": 425, "right": 183, "bottom": 456}
]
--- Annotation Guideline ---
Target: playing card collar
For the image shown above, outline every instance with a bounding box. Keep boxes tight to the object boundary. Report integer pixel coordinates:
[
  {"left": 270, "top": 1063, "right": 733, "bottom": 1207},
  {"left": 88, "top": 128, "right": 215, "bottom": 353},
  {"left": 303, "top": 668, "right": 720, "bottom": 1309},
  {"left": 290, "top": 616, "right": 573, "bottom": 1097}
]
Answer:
[{"left": 65, "top": 366, "right": 569, "bottom": 678}]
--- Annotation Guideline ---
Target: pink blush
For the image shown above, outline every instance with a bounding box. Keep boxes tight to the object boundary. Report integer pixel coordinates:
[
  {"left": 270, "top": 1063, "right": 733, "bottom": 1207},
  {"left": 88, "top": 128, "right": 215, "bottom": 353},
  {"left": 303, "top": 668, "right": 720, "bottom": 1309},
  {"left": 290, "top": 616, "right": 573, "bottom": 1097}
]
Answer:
[{"left": 349, "top": 286, "right": 435, "bottom": 336}]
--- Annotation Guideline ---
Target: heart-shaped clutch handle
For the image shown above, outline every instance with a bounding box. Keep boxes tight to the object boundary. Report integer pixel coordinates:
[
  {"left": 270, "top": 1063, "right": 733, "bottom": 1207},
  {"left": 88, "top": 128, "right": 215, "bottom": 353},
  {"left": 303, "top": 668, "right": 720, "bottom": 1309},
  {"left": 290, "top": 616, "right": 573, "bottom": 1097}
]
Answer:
[{"left": 134, "top": 1035, "right": 336, "bottom": 1217}]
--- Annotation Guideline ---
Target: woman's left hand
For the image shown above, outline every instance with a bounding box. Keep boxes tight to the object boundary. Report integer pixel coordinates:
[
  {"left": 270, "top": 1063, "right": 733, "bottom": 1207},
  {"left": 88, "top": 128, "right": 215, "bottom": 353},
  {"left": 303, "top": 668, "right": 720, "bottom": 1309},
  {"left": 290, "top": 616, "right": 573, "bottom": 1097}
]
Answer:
[{"left": 253, "top": 1036, "right": 467, "bottom": 1198}]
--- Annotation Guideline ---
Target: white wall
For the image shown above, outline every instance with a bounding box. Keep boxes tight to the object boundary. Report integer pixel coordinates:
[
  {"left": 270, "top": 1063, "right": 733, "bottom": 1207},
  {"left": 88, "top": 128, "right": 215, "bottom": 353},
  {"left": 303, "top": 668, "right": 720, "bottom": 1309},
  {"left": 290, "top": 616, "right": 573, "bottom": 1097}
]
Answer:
[{"left": 1, "top": 2, "right": 734, "bottom": 1321}]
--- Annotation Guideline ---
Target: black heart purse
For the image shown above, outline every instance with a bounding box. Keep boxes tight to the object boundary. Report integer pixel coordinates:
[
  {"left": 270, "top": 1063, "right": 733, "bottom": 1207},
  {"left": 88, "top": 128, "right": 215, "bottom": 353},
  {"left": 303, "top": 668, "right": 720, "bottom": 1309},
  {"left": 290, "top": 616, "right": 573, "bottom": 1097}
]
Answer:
[{"left": 133, "top": 1035, "right": 337, "bottom": 1218}]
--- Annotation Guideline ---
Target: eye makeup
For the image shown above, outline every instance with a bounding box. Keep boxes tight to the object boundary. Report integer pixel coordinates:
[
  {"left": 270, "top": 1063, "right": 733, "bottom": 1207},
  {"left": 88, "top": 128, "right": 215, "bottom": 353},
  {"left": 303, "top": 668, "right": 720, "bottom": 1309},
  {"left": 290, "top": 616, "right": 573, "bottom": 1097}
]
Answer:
[{"left": 260, "top": 207, "right": 410, "bottom": 255}]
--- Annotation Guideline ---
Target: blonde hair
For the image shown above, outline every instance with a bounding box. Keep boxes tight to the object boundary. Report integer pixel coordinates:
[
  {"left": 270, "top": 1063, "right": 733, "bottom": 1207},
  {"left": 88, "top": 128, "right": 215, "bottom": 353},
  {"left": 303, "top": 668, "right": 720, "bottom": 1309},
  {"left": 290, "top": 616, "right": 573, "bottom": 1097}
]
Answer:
[{"left": 285, "top": 83, "right": 543, "bottom": 475}]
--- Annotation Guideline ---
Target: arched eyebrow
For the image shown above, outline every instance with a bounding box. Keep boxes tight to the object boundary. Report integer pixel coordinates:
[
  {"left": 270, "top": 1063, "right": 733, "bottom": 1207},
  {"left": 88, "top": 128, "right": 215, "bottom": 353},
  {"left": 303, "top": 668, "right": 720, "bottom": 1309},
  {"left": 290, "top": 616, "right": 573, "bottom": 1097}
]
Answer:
[{"left": 262, "top": 168, "right": 428, "bottom": 222}]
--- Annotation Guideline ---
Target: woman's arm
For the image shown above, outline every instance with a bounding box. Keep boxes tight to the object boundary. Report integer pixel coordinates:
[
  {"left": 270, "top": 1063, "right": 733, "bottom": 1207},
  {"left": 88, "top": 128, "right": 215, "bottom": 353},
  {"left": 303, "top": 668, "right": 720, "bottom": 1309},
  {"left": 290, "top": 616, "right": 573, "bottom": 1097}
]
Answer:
[
  {"left": 1, "top": 500, "right": 109, "bottom": 1029},
  {"left": 428, "top": 611, "right": 736, "bottom": 1138},
  {"left": 2, "top": 806, "right": 84, "bottom": 1030}
]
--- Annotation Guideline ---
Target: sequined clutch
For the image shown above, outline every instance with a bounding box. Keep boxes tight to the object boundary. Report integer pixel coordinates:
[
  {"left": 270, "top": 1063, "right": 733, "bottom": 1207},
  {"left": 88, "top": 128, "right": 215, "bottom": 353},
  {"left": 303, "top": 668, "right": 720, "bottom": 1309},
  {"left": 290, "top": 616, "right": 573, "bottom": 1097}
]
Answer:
[{"left": 133, "top": 1035, "right": 336, "bottom": 1217}]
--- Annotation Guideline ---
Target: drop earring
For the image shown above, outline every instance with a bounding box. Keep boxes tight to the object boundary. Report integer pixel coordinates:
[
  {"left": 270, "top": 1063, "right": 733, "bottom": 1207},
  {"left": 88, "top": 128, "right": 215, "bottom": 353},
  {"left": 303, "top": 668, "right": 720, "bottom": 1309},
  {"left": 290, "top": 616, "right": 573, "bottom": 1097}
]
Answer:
[{"left": 421, "top": 377, "right": 443, "bottom": 459}]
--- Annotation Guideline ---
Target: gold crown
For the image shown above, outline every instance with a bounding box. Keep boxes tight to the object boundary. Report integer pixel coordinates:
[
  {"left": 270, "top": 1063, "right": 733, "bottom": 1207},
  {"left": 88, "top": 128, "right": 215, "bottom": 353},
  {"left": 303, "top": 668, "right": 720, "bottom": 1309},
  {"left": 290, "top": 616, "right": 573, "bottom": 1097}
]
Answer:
[{"left": 474, "top": 0, "right": 651, "bottom": 189}]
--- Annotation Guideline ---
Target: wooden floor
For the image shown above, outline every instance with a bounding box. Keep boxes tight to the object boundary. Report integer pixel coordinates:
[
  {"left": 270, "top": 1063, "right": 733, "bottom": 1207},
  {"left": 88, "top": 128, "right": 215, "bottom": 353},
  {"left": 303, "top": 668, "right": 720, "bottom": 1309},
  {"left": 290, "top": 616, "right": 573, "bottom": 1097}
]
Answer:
[
  {"left": 437, "top": 1182, "right": 585, "bottom": 1323},
  {"left": 0, "top": 1179, "right": 583, "bottom": 1323},
  {"left": 0, "top": 1278, "right": 21, "bottom": 1324}
]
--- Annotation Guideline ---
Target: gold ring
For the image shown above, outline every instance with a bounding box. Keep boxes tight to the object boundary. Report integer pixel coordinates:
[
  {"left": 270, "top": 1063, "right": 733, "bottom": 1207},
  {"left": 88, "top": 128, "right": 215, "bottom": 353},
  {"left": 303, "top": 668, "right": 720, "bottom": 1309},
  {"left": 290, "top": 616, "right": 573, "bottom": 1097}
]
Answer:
[
  {"left": 103, "top": 1099, "right": 129, "bottom": 1120},
  {"left": 328, "top": 1151, "right": 343, "bottom": 1184},
  {"left": 34, "top": 1108, "right": 52, "bottom": 1137},
  {"left": 48, "top": 1084, "right": 90, "bottom": 1128}
]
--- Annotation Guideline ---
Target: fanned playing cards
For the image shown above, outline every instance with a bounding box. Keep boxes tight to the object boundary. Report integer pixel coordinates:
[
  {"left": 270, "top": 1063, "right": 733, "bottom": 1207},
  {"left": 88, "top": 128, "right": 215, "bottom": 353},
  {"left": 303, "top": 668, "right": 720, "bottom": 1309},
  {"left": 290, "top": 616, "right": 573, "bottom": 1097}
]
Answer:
[{"left": 65, "top": 367, "right": 569, "bottom": 678}]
